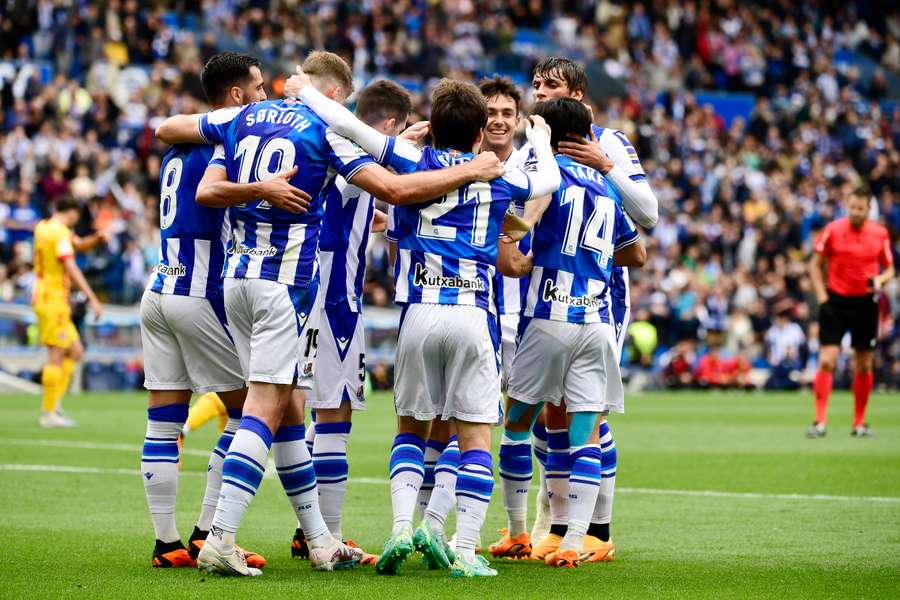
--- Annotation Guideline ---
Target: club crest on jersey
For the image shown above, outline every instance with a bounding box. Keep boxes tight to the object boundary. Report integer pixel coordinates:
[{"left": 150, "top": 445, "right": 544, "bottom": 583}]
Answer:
[
  {"left": 157, "top": 263, "right": 187, "bottom": 277},
  {"left": 542, "top": 279, "right": 602, "bottom": 309},
  {"left": 413, "top": 263, "right": 485, "bottom": 291}
]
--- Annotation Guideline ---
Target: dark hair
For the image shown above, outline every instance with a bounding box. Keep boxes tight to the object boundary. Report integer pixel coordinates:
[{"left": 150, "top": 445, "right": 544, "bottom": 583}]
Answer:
[
  {"left": 479, "top": 75, "right": 521, "bottom": 114},
  {"left": 533, "top": 57, "right": 587, "bottom": 95},
  {"left": 356, "top": 80, "right": 413, "bottom": 127},
  {"left": 531, "top": 98, "right": 591, "bottom": 150},
  {"left": 430, "top": 79, "right": 488, "bottom": 152},
  {"left": 55, "top": 196, "right": 81, "bottom": 214},
  {"left": 201, "top": 52, "right": 262, "bottom": 105}
]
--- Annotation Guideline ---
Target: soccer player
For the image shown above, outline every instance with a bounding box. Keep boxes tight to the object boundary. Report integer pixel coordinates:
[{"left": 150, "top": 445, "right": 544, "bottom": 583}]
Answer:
[
  {"left": 301, "top": 80, "right": 424, "bottom": 563},
  {"left": 808, "top": 188, "right": 894, "bottom": 437},
  {"left": 503, "top": 98, "right": 645, "bottom": 568},
  {"left": 291, "top": 71, "right": 561, "bottom": 577},
  {"left": 157, "top": 52, "right": 505, "bottom": 576},
  {"left": 517, "top": 57, "right": 659, "bottom": 562},
  {"left": 140, "top": 52, "right": 283, "bottom": 570},
  {"left": 32, "top": 197, "right": 104, "bottom": 428}
]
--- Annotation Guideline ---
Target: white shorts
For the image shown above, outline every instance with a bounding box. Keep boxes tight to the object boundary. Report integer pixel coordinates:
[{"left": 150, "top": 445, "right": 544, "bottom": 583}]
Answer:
[
  {"left": 296, "top": 279, "right": 320, "bottom": 391},
  {"left": 140, "top": 291, "right": 245, "bottom": 393},
  {"left": 305, "top": 301, "right": 367, "bottom": 411},
  {"left": 394, "top": 303, "right": 501, "bottom": 424},
  {"left": 499, "top": 312, "right": 520, "bottom": 388},
  {"left": 508, "top": 318, "right": 624, "bottom": 414},
  {"left": 223, "top": 278, "right": 316, "bottom": 385}
]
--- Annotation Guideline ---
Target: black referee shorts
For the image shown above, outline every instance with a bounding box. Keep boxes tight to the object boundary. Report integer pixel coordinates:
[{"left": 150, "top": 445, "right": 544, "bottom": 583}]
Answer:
[{"left": 819, "top": 291, "right": 878, "bottom": 350}]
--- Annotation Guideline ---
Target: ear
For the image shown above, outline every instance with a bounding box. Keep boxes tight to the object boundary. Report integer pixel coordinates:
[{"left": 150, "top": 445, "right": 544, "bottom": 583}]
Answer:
[
  {"left": 474, "top": 129, "right": 484, "bottom": 151},
  {"left": 571, "top": 88, "right": 585, "bottom": 102},
  {"left": 229, "top": 85, "right": 243, "bottom": 105}
]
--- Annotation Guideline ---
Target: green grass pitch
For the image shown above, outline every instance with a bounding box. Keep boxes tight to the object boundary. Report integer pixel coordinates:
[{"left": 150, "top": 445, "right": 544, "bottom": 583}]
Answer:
[{"left": 1, "top": 390, "right": 898, "bottom": 599}]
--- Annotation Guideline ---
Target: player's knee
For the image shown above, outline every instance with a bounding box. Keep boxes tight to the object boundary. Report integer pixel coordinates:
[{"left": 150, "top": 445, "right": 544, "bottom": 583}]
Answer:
[{"left": 505, "top": 399, "right": 536, "bottom": 432}]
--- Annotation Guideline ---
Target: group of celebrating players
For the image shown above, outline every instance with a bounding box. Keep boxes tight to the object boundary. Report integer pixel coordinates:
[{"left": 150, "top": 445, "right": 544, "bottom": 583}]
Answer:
[{"left": 135, "top": 49, "right": 656, "bottom": 578}]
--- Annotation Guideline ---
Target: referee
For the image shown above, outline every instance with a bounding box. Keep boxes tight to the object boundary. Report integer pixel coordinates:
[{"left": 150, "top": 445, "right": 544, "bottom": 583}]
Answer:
[{"left": 808, "top": 188, "right": 894, "bottom": 437}]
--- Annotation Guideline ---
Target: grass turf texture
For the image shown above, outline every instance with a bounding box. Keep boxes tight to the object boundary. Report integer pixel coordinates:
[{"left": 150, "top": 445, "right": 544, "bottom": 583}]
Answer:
[{"left": 1, "top": 390, "right": 898, "bottom": 599}]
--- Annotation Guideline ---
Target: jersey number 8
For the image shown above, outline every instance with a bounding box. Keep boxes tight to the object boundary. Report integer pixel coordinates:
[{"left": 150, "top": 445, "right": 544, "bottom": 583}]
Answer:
[{"left": 159, "top": 157, "right": 183, "bottom": 230}]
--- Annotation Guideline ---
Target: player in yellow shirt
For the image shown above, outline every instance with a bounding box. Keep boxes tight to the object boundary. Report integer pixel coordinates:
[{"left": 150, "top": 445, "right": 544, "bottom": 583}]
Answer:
[{"left": 32, "top": 197, "right": 105, "bottom": 428}]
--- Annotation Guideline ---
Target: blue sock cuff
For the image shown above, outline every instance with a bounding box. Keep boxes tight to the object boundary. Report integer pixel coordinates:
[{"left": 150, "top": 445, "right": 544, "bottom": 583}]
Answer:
[
  {"left": 273, "top": 423, "right": 306, "bottom": 443},
  {"left": 448, "top": 435, "right": 458, "bottom": 444},
  {"left": 148, "top": 403, "right": 189, "bottom": 423},
  {"left": 503, "top": 429, "right": 531, "bottom": 442},
  {"left": 460, "top": 449, "right": 493, "bottom": 472},
  {"left": 572, "top": 446, "right": 603, "bottom": 462},
  {"left": 315, "top": 421, "right": 352, "bottom": 435},
  {"left": 241, "top": 415, "right": 274, "bottom": 447},
  {"left": 226, "top": 408, "right": 243, "bottom": 419},
  {"left": 599, "top": 421, "right": 611, "bottom": 438},
  {"left": 310, "top": 409, "right": 317, "bottom": 423},
  {"left": 532, "top": 422, "right": 548, "bottom": 441},
  {"left": 547, "top": 430, "right": 569, "bottom": 450},
  {"left": 393, "top": 433, "right": 426, "bottom": 452},
  {"left": 426, "top": 439, "right": 448, "bottom": 452}
]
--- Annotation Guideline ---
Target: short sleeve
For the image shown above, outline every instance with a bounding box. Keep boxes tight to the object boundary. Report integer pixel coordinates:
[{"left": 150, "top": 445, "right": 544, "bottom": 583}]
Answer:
[
  {"left": 614, "top": 203, "right": 640, "bottom": 249},
  {"left": 324, "top": 130, "right": 377, "bottom": 181},
  {"left": 209, "top": 144, "right": 226, "bottom": 169},
  {"left": 880, "top": 231, "right": 893, "bottom": 266},
  {"left": 379, "top": 137, "right": 423, "bottom": 175},
  {"left": 500, "top": 167, "right": 532, "bottom": 205},
  {"left": 814, "top": 225, "right": 832, "bottom": 257},
  {"left": 198, "top": 106, "right": 243, "bottom": 144},
  {"left": 56, "top": 231, "right": 74, "bottom": 260}
]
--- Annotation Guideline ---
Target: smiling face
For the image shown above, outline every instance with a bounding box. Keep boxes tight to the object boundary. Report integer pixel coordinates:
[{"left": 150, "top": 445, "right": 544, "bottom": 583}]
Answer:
[
  {"left": 240, "top": 66, "right": 267, "bottom": 103},
  {"left": 532, "top": 69, "right": 584, "bottom": 102},
  {"left": 483, "top": 93, "right": 519, "bottom": 154}
]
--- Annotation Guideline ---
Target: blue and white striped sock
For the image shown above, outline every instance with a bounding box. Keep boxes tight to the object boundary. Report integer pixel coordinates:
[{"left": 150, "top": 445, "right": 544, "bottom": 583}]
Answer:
[
  {"left": 417, "top": 438, "right": 447, "bottom": 519},
  {"left": 592, "top": 422, "right": 617, "bottom": 530},
  {"left": 499, "top": 430, "right": 532, "bottom": 536},
  {"left": 197, "top": 408, "right": 241, "bottom": 531},
  {"left": 389, "top": 433, "right": 426, "bottom": 536},
  {"left": 312, "top": 421, "right": 351, "bottom": 539},
  {"left": 565, "top": 444, "right": 604, "bottom": 550},
  {"left": 274, "top": 424, "right": 330, "bottom": 546},
  {"left": 424, "top": 436, "right": 459, "bottom": 533},
  {"left": 305, "top": 410, "right": 316, "bottom": 455},
  {"left": 211, "top": 415, "right": 271, "bottom": 549},
  {"left": 141, "top": 404, "right": 188, "bottom": 543},
  {"left": 546, "top": 428, "right": 570, "bottom": 528},
  {"left": 532, "top": 422, "right": 550, "bottom": 516},
  {"left": 455, "top": 449, "right": 495, "bottom": 561}
]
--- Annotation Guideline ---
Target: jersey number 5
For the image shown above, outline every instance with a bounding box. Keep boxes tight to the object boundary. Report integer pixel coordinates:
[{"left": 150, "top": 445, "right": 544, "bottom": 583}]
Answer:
[
  {"left": 560, "top": 185, "right": 615, "bottom": 269},
  {"left": 417, "top": 182, "right": 492, "bottom": 246}
]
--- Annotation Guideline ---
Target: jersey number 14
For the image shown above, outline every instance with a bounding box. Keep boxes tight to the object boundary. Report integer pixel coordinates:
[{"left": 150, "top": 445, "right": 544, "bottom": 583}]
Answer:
[{"left": 560, "top": 185, "right": 615, "bottom": 269}]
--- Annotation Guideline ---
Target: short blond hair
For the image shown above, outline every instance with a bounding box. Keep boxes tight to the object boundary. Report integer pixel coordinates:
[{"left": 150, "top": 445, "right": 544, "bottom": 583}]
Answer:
[{"left": 302, "top": 51, "right": 354, "bottom": 97}]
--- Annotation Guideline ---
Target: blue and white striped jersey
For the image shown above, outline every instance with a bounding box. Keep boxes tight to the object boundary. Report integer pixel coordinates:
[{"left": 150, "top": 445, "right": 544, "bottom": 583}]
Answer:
[
  {"left": 199, "top": 100, "right": 374, "bottom": 288},
  {"left": 494, "top": 146, "right": 533, "bottom": 316},
  {"left": 384, "top": 142, "right": 532, "bottom": 313},
  {"left": 525, "top": 155, "right": 640, "bottom": 324},
  {"left": 146, "top": 144, "right": 230, "bottom": 299},
  {"left": 318, "top": 176, "right": 374, "bottom": 312}
]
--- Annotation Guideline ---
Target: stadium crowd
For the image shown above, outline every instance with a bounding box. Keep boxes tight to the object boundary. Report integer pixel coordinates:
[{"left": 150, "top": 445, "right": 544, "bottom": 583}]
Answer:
[{"left": 1, "top": 0, "right": 898, "bottom": 388}]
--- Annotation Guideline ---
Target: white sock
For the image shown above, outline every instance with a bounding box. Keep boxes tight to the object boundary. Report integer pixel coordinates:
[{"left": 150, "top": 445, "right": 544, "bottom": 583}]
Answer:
[
  {"left": 210, "top": 416, "right": 272, "bottom": 550},
  {"left": 389, "top": 433, "right": 425, "bottom": 536},
  {"left": 424, "top": 437, "right": 459, "bottom": 534},
  {"left": 417, "top": 439, "right": 446, "bottom": 520},
  {"left": 545, "top": 428, "right": 570, "bottom": 531},
  {"left": 563, "top": 445, "right": 604, "bottom": 551},
  {"left": 141, "top": 404, "right": 188, "bottom": 543},
  {"left": 305, "top": 413, "right": 316, "bottom": 454},
  {"left": 197, "top": 414, "right": 240, "bottom": 531},
  {"left": 454, "top": 449, "right": 494, "bottom": 562},
  {"left": 592, "top": 423, "right": 617, "bottom": 534},
  {"left": 272, "top": 424, "right": 332, "bottom": 548},
  {"left": 311, "top": 421, "right": 351, "bottom": 539},
  {"left": 498, "top": 432, "right": 532, "bottom": 536}
]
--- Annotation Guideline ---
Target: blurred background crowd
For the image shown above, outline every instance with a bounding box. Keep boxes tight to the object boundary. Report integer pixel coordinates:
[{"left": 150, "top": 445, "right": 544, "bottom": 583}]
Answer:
[{"left": 1, "top": 0, "right": 898, "bottom": 389}]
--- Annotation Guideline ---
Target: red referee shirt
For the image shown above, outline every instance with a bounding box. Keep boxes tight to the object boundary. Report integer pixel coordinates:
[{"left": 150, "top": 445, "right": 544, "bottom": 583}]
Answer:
[{"left": 815, "top": 217, "right": 893, "bottom": 297}]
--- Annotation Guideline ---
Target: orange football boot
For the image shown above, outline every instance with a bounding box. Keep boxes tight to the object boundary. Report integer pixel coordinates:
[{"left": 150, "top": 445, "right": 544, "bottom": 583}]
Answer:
[
  {"left": 152, "top": 541, "right": 197, "bottom": 568},
  {"left": 544, "top": 549, "right": 580, "bottom": 568},
  {"left": 345, "top": 539, "right": 379, "bottom": 566},
  {"left": 488, "top": 528, "right": 532, "bottom": 559},
  {"left": 188, "top": 527, "right": 267, "bottom": 569},
  {"left": 529, "top": 533, "right": 562, "bottom": 560},
  {"left": 581, "top": 536, "right": 616, "bottom": 562}
]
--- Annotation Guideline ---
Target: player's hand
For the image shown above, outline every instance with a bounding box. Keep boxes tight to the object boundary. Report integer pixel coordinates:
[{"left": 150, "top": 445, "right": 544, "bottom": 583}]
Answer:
[
  {"left": 501, "top": 212, "right": 530, "bottom": 243},
  {"left": 89, "top": 298, "right": 103, "bottom": 319},
  {"left": 558, "top": 130, "right": 614, "bottom": 174},
  {"left": 283, "top": 66, "right": 311, "bottom": 99},
  {"left": 468, "top": 151, "right": 504, "bottom": 182},
  {"left": 525, "top": 115, "right": 552, "bottom": 147},
  {"left": 258, "top": 166, "right": 311, "bottom": 213},
  {"left": 399, "top": 121, "right": 430, "bottom": 144},
  {"left": 371, "top": 208, "right": 388, "bottom": 233}
]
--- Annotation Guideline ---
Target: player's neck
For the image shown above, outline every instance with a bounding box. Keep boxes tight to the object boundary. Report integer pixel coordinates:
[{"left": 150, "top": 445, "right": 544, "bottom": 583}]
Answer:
[{"left": 483, "top": 143, "right": 513, "bottom": 162}]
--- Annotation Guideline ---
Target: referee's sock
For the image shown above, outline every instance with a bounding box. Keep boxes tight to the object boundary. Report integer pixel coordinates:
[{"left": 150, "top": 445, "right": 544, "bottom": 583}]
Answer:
[
  {"left": 813, "top": 369, "right": 833, "bottom": 424},
  {"left": 852, "top": 371, "right": 874, "bottom": 428}
]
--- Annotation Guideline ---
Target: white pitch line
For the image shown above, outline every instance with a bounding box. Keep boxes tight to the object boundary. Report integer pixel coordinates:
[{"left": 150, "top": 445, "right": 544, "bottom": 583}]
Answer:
[
  {"left": 6, "top": 437, "right": 211, "bottom": 457},
  {"left": 2, "top": 463, "right": 899, "bottom": 505}
]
